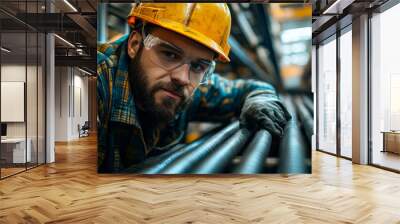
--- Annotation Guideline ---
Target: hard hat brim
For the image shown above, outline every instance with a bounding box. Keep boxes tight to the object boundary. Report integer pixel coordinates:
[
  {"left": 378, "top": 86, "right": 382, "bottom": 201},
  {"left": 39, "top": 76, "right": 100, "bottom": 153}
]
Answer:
[{"left": 132, "top": 15, "right": 231, "bottom": 62}]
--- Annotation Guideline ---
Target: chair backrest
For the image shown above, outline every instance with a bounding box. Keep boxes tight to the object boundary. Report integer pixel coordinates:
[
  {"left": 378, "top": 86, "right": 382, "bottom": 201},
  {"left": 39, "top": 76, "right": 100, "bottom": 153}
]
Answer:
[{"left": 82, "top": 121, "right": 90, "bottom": 129}]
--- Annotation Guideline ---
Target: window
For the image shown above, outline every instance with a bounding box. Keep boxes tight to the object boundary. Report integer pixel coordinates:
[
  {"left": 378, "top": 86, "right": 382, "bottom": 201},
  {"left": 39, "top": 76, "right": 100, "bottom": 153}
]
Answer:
[
  {"left": 371, "top": 3, "right": 400, "bottom": 171},
  {"left": 339, "top": 29, "right": 352, "bottom": 158},
  {"left": 317, "top": 36, "right": 337, "bottom": 154},
  {"left": 0, "top": 0, "right": 46, "bottom": 179}
]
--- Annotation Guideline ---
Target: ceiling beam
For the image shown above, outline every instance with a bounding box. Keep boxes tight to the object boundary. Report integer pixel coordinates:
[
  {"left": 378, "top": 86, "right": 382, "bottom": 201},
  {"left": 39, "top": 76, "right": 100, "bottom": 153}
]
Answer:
[{"left": 55, "top": 55, "right": 96, "bottom": 71}]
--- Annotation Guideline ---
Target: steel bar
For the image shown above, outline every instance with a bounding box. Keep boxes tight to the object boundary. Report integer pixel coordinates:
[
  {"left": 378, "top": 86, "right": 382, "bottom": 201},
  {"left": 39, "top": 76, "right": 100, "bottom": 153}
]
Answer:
[
  {"left": 251, "top": 4, "right": 282, "bottom": 90},
  {"left": 228, "top": 37, "right": 273, "bottom": 83},
  {"left": 190, "top": 128, "right": 251, "bottom": 174},
  {"left": 278, "top": 97, "right": 309, "bottom": 174},
  {"left": 302, "top": 95, "right": 314, "bottom": 115},
  {"left": 232, "top": 130, "right": 272, "bottom": 174},
  {"left": 123, "top": 144, "right": 184, "bottom": 173},
  {"left": 97, "top": 4, "right": 107, "bottom": 44},
  {"left": 294, "top": 97, "right": 314, "bottom": 141},
  {"left": 124, "top": 131, "right": 214, "bottom": 174},
  {"left": 159, "top": 121, "right": 240, "bottom": 174}
]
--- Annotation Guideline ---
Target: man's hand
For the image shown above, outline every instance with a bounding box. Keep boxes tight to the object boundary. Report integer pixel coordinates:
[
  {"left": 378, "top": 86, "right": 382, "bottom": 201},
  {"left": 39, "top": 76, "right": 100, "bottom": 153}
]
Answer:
[{"left": 240, "top": 95, "right": 292, "bottom": 137}]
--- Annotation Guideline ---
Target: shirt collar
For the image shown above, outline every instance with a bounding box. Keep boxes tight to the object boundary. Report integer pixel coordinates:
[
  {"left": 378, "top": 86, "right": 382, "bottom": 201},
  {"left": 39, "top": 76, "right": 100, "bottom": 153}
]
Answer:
[{"left": 108, "top": 35, "right": 141, "bottom": 128}]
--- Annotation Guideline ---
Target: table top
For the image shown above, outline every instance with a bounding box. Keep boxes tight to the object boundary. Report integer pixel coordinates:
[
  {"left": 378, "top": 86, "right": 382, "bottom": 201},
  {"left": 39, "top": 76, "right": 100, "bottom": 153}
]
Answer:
[{"left": 381, "top": 131, "right": 400, "bottom": 134}]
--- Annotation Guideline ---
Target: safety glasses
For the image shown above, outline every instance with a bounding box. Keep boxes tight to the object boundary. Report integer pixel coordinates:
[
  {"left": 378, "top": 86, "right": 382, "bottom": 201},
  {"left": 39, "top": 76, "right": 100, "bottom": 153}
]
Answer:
[{"left": 142, "top": 33, "right": 215, "bottom": 86}]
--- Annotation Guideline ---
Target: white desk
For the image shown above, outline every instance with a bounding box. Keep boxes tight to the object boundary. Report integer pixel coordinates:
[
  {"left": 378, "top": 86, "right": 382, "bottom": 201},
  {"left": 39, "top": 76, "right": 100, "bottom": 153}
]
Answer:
[{"left": 1, "top": 138, "right": 31, "bottom": 163}]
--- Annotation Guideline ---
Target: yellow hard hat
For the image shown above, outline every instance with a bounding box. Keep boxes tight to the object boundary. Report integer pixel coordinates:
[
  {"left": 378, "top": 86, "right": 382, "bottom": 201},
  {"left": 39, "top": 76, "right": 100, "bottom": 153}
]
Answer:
[{"left": 128, "top": 3, "right": 231, "bottom": 62}]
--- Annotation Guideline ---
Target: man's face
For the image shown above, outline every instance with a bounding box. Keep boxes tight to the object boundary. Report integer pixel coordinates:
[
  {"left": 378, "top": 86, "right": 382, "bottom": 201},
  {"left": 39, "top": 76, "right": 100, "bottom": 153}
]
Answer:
[{"left": 128, "top": 27, "right": 214, "bottom": 123}]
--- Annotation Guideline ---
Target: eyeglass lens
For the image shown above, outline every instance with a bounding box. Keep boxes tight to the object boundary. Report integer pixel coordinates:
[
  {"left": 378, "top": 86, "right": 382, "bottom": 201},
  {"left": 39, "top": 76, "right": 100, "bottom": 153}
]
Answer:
[{"left": 146, "top": 40, "right": 213, "bottom": 84}]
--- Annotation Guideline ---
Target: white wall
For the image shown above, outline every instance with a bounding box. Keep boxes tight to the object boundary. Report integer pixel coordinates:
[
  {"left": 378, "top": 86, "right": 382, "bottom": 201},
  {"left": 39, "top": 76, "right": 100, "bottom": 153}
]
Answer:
[
  {"left": 55, "top": 66, "right": 69, "bottom": 141},
  {"left": 54, "top": 67, "right": 89, "bottom": 141},
  {"left": 72, "top": 73, "right": 89, "bottom": 138},
  {"left": 1, "top": 65, "right": 26, "bottom": 82}
]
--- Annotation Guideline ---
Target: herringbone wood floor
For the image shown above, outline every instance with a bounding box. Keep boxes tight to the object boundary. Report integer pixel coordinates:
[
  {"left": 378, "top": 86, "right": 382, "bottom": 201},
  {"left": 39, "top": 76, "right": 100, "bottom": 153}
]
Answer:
[{"left": 1, "top": 135, "right": 400, "bottom": 224}]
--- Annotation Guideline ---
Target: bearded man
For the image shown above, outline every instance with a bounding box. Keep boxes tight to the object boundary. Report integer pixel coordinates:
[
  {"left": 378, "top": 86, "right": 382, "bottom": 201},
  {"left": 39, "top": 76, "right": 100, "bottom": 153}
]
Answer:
[{"left": 97, "top": 3, "right": 291, "bottom": 172}]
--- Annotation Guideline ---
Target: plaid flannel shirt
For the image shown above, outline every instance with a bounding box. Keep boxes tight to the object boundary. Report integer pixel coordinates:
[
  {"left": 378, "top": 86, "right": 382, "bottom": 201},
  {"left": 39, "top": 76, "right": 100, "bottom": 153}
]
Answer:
[{"left": 97, "top": 35, "right": 278, "bottom": 172}]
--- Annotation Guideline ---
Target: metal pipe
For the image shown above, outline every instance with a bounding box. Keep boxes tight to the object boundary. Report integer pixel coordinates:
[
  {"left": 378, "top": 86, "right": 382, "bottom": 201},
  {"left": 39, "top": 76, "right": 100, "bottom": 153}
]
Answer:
[
  {"left": 232, "top": 129, "right": 272, "bottom": 174},
  {"left": 159, "top": 121, "right": 240, "bottom": 174},
  {"left": 97, "top": 4, "right": 107, "bottom": 44},
  {"left": 228, "top": 37, "right": 273, "bottom": 83},
  {"left": 124, "top": 131, "right": 214, "bottom": 174},
  {"left": 230, "top": 4, "right": 259, "bottom": 46},
  {"left": 124, "top": 144, "right": 183, "bottom": 173},
  {"left": 303, "top": 95, "right": 314, "bottom": 115},
  {"left": 278, "top": 97, "right": 309, "bottom": 174},
  {"left": 294, "top": 97, "right": 314, "bottom": 141},
  {"left": 251, "top": 4, "right": 282, "bottom": 90},
  {"left": 190, "top": 128, "right": 251, "bottom": 174}
]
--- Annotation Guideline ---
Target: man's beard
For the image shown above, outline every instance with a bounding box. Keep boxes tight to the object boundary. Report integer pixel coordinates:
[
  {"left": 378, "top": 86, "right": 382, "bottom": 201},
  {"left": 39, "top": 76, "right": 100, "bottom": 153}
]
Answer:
[{"left": 128, "top": 54, "right": 192, "bottom": 127}]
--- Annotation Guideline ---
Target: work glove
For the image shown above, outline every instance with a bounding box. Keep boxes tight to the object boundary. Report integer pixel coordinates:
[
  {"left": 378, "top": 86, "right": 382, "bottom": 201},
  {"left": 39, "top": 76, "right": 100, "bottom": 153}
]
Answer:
[{"left": 240, "top": 94, "right": 292, "bottom": 137}]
